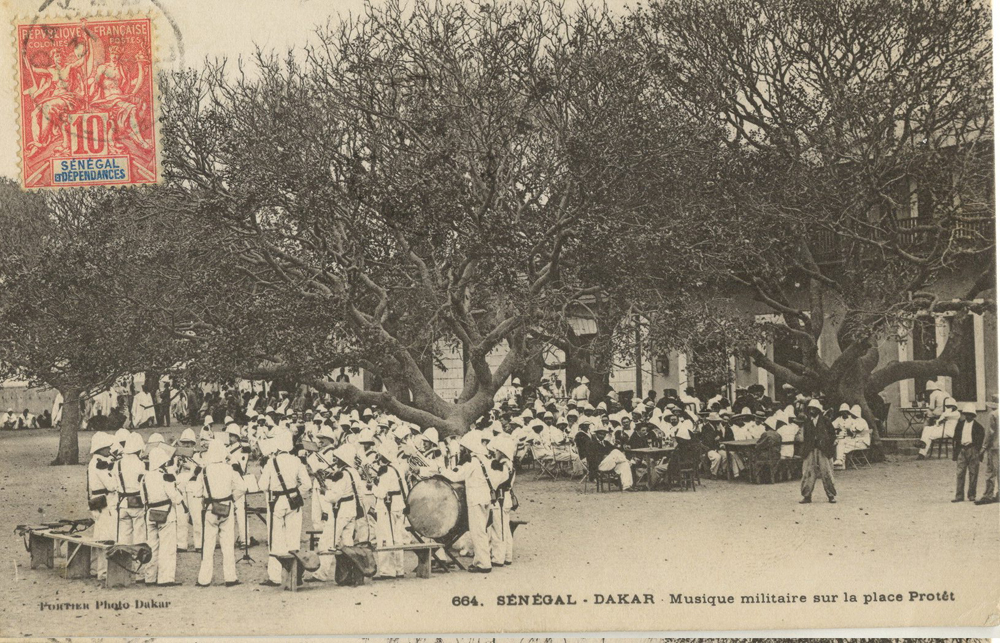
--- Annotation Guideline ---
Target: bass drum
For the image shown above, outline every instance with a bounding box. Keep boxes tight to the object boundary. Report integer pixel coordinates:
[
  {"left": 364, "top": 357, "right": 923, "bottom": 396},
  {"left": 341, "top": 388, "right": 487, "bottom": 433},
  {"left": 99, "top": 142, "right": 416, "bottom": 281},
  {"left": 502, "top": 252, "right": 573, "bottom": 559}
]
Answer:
[{"left": 405, "top": 475, "right": 468, "bottom": 543}]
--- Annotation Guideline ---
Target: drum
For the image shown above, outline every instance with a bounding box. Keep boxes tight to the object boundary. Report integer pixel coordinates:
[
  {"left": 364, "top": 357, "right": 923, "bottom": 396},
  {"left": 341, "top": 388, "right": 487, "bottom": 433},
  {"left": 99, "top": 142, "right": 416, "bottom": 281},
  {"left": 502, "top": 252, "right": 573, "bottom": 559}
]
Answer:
[{"left": 405, "top": 475, "right": 468, "bottom": 543}]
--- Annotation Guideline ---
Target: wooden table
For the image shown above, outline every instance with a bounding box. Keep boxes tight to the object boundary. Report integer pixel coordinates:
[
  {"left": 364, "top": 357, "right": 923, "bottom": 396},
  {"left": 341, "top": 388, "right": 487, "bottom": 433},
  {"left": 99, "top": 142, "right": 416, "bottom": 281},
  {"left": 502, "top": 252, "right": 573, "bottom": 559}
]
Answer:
[
  {"left": 625, "top": 447, "right": 675, "bottom": 490},
  {"left": 899, "top": 407, "right": 929, "bottom": 437},
  {"left": 721, "top": 440, "right": 758, "bottom": 481}
]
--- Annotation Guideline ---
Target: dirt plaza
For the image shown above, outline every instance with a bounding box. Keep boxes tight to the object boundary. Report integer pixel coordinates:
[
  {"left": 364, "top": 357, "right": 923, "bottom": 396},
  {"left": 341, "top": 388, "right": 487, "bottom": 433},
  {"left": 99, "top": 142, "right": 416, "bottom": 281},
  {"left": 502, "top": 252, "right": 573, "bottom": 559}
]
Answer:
[{"left": 1, "top": 427, "right": 997, "bottom": 636}]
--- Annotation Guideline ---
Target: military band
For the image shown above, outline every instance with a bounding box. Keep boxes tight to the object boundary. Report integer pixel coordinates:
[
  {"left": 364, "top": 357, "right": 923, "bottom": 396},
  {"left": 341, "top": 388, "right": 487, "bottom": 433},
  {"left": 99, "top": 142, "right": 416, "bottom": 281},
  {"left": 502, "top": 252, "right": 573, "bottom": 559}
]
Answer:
[{"left": 78, "top": 400, "right": 521, "bottom": 586}]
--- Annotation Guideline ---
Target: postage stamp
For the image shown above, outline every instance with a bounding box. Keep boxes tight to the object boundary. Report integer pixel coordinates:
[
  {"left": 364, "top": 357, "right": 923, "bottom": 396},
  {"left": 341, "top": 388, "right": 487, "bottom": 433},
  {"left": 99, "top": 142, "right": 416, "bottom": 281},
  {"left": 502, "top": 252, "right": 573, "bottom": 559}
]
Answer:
[{"left": 15, "top": 16, "right": 158, "bottom": 189}]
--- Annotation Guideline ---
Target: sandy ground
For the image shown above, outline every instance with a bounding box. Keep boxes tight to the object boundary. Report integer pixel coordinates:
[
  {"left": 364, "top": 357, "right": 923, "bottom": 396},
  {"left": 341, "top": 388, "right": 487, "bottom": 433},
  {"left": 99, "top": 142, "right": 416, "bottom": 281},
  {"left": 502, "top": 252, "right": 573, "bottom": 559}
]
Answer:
[{"left": 0, "top": 426, "right": 998, "bottom": 636}]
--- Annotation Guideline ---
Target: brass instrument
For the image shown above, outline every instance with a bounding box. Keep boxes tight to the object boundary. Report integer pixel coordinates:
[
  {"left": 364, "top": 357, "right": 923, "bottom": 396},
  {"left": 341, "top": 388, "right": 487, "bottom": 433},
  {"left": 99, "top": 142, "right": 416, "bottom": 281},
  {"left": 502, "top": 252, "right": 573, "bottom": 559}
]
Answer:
[
  {"left": 353, "top": 454, "right": 378, "bottom": 486},
  {"left": 401, "top": 441, "right": 430, "bottom": 469},
  {"left": 302, "top": 455, "right": 329, "bottom": 493}
]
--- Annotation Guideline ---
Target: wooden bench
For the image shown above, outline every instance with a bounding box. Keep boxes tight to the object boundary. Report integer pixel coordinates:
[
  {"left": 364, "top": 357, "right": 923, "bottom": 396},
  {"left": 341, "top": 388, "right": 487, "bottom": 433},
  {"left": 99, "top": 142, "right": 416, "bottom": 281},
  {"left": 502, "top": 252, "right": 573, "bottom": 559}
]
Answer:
[
  {"left": 376, "top": 542, "right": 444, "bottom": 579},
  {"left": 306, "top": 529, "right": 323, "bottom": 551},
  {"left": 27, "top": 531, "right": 132, "bottom": 588},
  {"left": 275, "top": 542, "right": 446, "bottom": 591},
  {"left": 272, "top": 553, "right": 310, "bottom": 592}
]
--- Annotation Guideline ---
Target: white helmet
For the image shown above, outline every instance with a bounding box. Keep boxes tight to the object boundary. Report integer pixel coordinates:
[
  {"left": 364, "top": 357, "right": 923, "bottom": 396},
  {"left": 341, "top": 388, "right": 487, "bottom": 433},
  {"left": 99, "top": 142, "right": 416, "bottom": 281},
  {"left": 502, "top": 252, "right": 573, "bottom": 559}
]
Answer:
[
  {"left": 90, "top": 432, "right": 112, "bottom": 454},
  {"left": 148, "top": 448, "right": 171, "bottom": 471},
  {"left": 274, "top": 429, "right": 294, "bottom": 453},
  {"left": 332, "top": 444, "right": 357, "bottom": 465},
  {"left": 123, "top": 432, "right": 144, "bottom": 455},
  {"left": 459, "top": 430, "right": 487, "bottom": 456},
  {"left": 205, "top": 439, "right": 228, "bottom": 464}
]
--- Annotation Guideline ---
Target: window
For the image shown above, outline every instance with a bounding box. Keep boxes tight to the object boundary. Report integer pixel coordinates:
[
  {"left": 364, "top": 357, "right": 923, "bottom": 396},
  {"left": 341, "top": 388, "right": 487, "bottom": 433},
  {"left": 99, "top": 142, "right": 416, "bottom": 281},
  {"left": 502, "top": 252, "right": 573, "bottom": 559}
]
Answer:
[
  {"left": 911, "top": 317, "right": 938, "bottom": 399},
  {"left": 771, "top": 332, "right": 801, "bottom": 393}
]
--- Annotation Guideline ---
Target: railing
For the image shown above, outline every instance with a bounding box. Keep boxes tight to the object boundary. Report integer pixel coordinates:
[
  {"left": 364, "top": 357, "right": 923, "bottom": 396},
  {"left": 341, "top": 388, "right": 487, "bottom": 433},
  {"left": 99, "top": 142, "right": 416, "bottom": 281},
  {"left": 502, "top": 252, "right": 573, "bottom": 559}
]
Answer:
[{"left": 808, "top": 211, "right": 994, "bottom": 264}]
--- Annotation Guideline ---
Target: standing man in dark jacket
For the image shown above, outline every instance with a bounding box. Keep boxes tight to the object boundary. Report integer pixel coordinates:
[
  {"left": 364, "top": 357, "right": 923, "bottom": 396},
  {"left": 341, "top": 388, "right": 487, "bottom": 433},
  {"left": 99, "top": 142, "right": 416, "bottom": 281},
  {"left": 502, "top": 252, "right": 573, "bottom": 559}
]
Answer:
[
  {"left": 800, "top": 399, "right": 837, "bottom": 504},
  {"left": 952, "top": 403, "right": 985, "bottom": 503}
]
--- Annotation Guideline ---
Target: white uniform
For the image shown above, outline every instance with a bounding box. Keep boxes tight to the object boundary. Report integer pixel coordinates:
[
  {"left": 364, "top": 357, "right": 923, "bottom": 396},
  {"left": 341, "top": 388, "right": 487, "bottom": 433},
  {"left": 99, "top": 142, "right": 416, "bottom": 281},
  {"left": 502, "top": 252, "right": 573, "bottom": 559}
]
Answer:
[
  {"left": 196, "top": 461, "right": 246, "bottom": 585},
  {"left": 87, "top": 456, "right": 119, "bottom": 579},
  {"left": 373, "top": 462, "right": 408, "bottom": 577},
  {"left": 311, "top": 467, "right": 363, "bottom": 582},
  {"left": 227, "top": 442, "right": 250, "bottom": 542},
  {"left": 176, "top": 453, "right": 204, "bottom": 549},
  {"left": 306, "top": 446, "right": 335, "bottom": 531},
  {"left": 488, "top": 461, "right": 514, "bottom": 565},
  {"left": 442, "top": 455, "right": 494, "bottom": 569},
  {"left": 113, "top": 454, "right": 146, "bottom": 545},
  {"left": 143, "top": 468, "right": 182, "bottom": 584},
  {"left": 258, "top": 452, "right": 310, "bottom": 584}
]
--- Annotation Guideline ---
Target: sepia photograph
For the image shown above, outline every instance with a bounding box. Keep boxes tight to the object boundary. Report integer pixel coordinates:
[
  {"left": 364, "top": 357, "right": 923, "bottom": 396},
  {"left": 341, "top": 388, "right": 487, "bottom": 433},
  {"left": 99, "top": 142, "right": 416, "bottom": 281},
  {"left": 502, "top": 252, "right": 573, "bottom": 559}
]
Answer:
[{"left": 0, "top": 0, "right": 996, "bottom": 637}]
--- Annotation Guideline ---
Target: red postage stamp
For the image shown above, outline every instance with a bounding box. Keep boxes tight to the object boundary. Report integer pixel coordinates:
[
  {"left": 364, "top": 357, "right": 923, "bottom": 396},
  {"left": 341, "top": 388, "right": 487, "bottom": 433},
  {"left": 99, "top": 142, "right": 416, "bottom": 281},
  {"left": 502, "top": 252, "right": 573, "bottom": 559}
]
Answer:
[{"left": 16, "top": 17, "right": 159, "bottom": 189}]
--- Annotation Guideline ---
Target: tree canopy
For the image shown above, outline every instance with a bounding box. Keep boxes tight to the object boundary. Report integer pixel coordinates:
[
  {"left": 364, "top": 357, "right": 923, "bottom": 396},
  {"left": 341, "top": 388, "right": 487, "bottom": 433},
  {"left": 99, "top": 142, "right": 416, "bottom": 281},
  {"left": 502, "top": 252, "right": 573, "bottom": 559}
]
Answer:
[{"left": 0, "top": 0, "right": 993, "bottom": 448}]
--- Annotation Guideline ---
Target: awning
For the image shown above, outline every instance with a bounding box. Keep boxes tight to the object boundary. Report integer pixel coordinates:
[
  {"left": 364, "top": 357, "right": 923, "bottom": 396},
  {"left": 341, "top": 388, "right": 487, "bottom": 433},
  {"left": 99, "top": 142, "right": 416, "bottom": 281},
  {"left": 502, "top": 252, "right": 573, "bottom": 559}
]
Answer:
[{"left": 568, "top": 317, "right": 598, "bottom": 336}]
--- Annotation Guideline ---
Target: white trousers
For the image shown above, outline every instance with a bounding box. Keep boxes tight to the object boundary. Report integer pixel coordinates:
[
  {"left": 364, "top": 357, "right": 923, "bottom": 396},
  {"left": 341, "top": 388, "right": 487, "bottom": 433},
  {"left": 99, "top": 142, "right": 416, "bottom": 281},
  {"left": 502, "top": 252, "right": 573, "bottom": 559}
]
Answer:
[
  {"left": 174, "top": 500, "right": 192, "bottom": 550},
  {"left": 179, "top": 490, "right": 203, "bottom": 548},
  {"left": 144, "top": 516, "right": 177, "bottom": 584},
  {"left": 835, "top": 436, "right": 871, "bottom": 466},
  {"left": 235, "top": 499, "right": 247, "bottom": 542},
  {"left": 374, "top": 504, "right": 405, "bottom": 577},
  {"left": 467, "top": 502, "right": 492, "bottom": 569},
  {"left": 599, "top": 450, "right": 633, "bottom": 489},
  {"left": 89, "top": 505, "right": 116, "bottom": 579},
  {"left": 489, "top": 503, "right": 513, "bottom": 565},
  {"left": 311, "top": 509, "right": 356, "bottom": 582},
  {"left": 310, "top": 486, "right": 323, "bottom": 531},
  {"left": 198, "top": 506, "right": 236, "bottom": 584},
  {"left": 919, "top": 425, "right": 953, "bottom": 456},
  {"left": 117, "top": 505, "right": 146, "bottom": 545},
  {"left": 707, "top": 450, "right": 725, "bottom": 476},
  {"left": 266, "top": 507, "right": 303, "bottom": 584}
]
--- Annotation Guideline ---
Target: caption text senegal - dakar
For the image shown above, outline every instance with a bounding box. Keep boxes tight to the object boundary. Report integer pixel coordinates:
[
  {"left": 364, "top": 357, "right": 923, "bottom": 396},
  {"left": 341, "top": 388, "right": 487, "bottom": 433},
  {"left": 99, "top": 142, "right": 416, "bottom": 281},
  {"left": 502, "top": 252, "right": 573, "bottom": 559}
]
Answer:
[{"left": 491, "top": 590, "right": 955, "bottom": 607}]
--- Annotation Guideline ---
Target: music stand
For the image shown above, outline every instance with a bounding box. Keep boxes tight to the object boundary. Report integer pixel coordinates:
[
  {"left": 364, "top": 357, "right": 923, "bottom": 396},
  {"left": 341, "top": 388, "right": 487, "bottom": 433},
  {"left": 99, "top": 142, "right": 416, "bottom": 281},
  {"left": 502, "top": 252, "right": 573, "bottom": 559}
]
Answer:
[
  {"left": 238, "top": 495, "right": 254, "bottom": 563},
  {"left": 238, "top": 490, "right": 267, "bottom": 564}
]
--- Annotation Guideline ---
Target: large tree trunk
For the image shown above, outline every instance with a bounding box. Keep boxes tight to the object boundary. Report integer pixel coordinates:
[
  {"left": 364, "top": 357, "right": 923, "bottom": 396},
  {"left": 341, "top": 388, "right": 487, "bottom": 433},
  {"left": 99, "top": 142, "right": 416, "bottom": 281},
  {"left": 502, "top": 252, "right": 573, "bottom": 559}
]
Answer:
[{"left": 52, "top": 386, "right": 81, "bottom": 466}]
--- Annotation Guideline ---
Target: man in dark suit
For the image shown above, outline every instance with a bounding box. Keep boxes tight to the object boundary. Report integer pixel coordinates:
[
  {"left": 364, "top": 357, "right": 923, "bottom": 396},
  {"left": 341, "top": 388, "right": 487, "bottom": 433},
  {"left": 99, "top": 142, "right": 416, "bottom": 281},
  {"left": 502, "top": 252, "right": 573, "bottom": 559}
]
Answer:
[
  {"left": 953, "top": 403, "right": 985, "bottom": 503},
  {"left": 628, "top": 422, "right": 650, "bottom": 450},
  {"left": 574, "top": 420, "right": 596, "bottom": 481},
  {"left": 800, "top": 399, "right": 837, "bottom": 504}
]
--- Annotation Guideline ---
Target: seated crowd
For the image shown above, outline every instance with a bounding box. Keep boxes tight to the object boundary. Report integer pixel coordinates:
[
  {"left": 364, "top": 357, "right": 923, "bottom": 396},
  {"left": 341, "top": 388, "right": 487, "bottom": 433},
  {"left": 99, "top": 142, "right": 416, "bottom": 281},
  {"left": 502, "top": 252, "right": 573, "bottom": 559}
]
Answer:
[{"left": 485, "top": 376, "right": 874, "bottom": 490}]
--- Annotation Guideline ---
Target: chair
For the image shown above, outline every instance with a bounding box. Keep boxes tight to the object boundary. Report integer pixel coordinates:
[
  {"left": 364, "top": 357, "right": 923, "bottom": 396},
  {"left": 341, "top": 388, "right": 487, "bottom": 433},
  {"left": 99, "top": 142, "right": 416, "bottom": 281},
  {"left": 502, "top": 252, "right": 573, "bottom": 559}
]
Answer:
[
  {"left": 749, "top": 452, "right": 779, "bottom": 484},
  {"left": 675, "top": 450, "right": 698, "bottom": 491},
  {"left": 595, "top": 470, "right": 622, "bottom": 492},
  {"left": 778, "top": 456, "right": 802, "bottom": 481},
  {"left": 846, "top": 447, "right": 872, "bottom": 469},
  {"left": 535, "top": 456, "right": 558, "bottom": 480},
  {"left": 677, "top": 467, "right": 697, "bottom": 491},
  {"left": 930, "top": 437, "right": 952, "bottom": 459}
]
